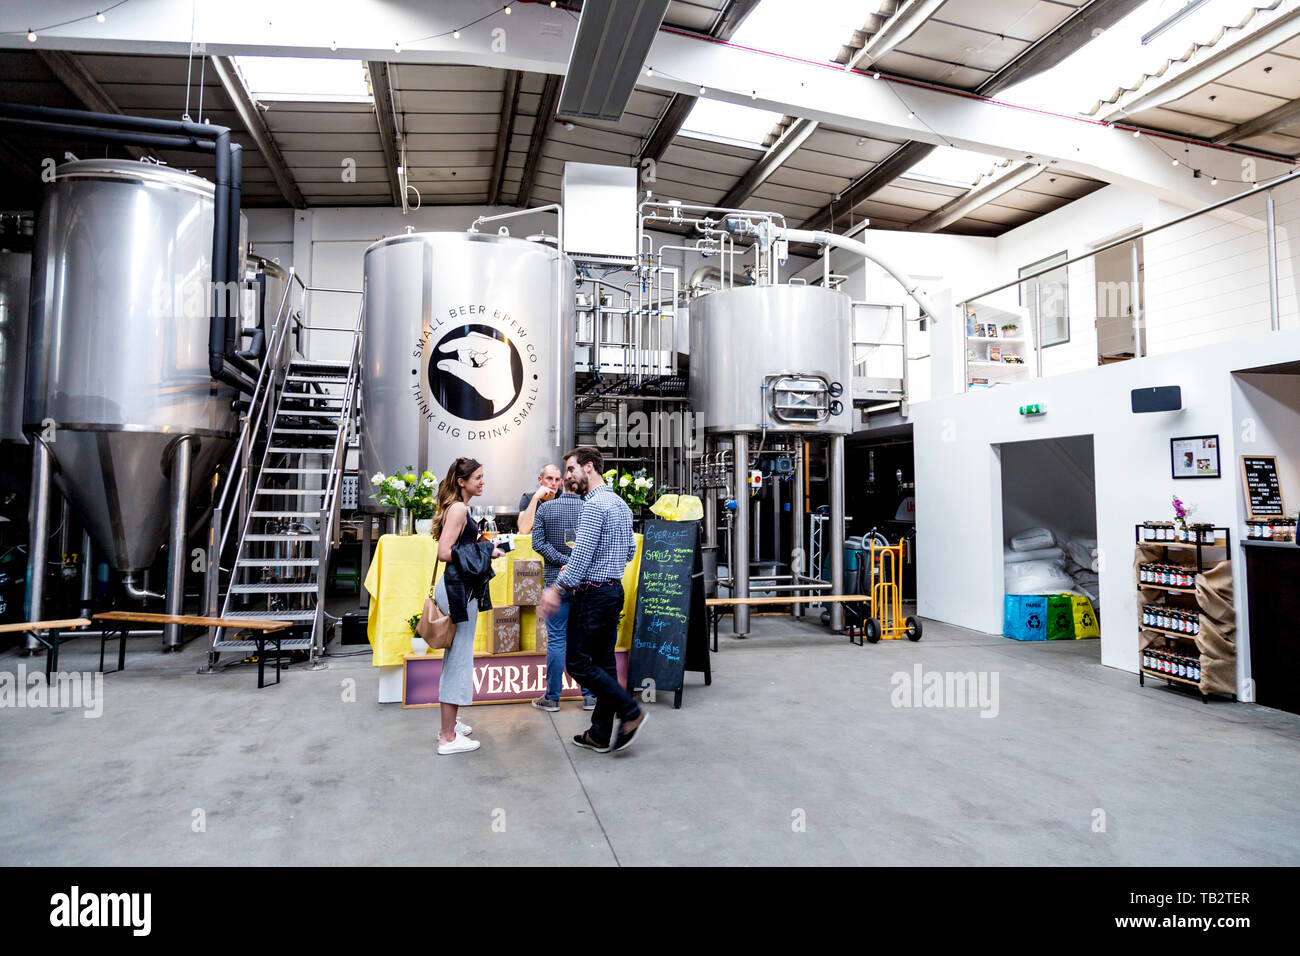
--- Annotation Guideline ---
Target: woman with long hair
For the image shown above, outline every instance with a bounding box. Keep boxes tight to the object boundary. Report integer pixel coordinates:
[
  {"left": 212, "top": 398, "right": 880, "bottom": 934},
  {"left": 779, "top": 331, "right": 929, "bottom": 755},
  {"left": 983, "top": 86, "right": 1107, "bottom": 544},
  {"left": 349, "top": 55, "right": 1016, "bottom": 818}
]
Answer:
[{"left": 430, "top": 456, "right": 501, "bottom": 755}]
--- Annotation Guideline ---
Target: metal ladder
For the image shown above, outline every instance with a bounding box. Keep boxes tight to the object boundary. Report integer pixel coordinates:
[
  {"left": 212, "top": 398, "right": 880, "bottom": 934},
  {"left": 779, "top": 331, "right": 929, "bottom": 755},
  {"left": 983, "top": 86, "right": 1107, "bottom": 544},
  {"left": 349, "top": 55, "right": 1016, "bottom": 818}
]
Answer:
[{"left": 205, "top": 278, "right": 363, "bottom": 669}]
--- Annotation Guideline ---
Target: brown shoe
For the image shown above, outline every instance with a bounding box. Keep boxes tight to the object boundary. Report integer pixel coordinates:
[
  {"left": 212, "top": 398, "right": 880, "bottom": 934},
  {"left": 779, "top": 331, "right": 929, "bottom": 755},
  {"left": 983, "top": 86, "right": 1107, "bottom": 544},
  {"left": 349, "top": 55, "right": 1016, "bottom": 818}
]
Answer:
[{"left": 612, "top": 711, "right": 648, "bottom": 753}]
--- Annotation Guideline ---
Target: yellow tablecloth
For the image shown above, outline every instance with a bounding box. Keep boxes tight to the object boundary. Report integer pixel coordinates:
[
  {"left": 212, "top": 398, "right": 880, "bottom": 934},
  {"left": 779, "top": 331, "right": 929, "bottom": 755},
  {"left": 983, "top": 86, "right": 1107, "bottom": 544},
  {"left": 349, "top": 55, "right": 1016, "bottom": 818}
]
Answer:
[{"left": 363, "top": 533, "right": 642, "bottom": 667}]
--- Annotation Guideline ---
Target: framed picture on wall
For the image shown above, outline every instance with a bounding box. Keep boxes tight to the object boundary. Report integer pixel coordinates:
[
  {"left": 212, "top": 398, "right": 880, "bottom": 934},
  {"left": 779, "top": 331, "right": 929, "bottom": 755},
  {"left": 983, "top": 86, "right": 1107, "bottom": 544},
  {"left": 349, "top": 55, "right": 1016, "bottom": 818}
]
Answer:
[{"left": 1171, "top": 435, "right": 1220, "bottom": 479}]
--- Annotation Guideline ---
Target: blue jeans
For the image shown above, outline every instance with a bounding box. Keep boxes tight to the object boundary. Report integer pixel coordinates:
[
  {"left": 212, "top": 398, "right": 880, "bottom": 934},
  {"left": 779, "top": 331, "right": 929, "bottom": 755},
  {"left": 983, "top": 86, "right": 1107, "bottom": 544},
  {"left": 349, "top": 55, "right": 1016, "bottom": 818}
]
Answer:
[{"left": 544, "top": 591, "right": 590, "bottom": 700}]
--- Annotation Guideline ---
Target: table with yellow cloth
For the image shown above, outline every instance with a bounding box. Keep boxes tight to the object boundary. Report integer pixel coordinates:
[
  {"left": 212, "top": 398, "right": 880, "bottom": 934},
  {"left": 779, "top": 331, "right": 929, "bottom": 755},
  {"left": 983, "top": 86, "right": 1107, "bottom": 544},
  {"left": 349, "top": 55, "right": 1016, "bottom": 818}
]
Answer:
[{"left": 363, "top": 533, "right": 643, "bottom": 668}]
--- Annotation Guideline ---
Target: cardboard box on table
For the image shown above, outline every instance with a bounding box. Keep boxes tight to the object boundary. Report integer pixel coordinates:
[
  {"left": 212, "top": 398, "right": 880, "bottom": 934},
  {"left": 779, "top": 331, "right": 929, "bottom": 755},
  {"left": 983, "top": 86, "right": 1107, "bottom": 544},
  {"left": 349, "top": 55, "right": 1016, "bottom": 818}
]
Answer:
[
  {"left": 486, "top": 605, "right": 521, "bottom": 654},
  {"left": 511, "top": 559, "right": 543, "bottom": 606}
]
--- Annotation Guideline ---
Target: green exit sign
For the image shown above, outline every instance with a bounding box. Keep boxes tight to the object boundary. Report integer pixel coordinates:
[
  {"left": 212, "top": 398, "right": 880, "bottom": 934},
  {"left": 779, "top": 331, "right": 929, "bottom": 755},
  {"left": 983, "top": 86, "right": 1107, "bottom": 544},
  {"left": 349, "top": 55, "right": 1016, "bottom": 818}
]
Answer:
[{"left": 1019, "top": 403, "right": 1044, "bottom": 416}]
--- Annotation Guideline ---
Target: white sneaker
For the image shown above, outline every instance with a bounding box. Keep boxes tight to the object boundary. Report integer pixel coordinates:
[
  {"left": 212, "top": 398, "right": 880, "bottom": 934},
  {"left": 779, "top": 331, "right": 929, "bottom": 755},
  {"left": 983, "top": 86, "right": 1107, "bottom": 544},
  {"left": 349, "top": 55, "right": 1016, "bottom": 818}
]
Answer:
[
  {"left": 455, "top": 719, "right": 473, "bottom": 736},
  {"left": 437, "top": 735, "right": 481, "bottom": 755}
]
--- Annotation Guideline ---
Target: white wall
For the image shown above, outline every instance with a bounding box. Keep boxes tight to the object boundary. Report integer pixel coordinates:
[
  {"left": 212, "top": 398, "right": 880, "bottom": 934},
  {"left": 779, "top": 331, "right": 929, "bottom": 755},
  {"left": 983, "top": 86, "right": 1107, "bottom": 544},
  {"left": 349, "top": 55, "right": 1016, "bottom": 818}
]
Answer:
[{"left": 911, "top": 327, "right": 1300, "bottom": 688}]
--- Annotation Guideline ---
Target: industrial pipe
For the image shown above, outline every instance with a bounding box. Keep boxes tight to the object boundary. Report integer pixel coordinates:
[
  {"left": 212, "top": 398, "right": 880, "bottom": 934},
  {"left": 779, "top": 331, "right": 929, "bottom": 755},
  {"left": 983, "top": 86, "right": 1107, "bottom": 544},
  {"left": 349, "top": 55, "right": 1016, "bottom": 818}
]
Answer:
[
  {"left": 164, "top": 436, "right": 193, "bottom": 651},
  {"left": 79, "top": 530, "right": 94, "bottom": 618},
  {"left": 122, "top": 572, "right": 164, "bottom": 603},
  {"left": 785, "top": 228, "right": 940, "bottom": 322},
  {"left": 732, "top": 433, "right": 749, "bottom": 636},
  {"left": 828, "top": 435, "right": 846, "bottom": 632},
  {"left": 469, "top": 204, "right": 563, "bottom": 254},
  {"left": 22, "top": 437, "right": 54, "bottom": 652}
]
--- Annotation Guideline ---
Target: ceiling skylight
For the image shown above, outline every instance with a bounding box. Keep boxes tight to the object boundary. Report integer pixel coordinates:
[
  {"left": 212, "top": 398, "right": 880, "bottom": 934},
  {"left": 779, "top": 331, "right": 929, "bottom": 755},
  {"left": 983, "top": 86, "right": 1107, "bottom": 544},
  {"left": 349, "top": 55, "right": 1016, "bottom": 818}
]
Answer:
[
  {"left": 679, "top": 98, "right": 785, "bottom": 150},
  {"left": 232, "top": 56, "right": 373, "bottom": 104},
  {"left": 902, "top": 146, "right": 1016, "bottom": 190},
  {"left": 996, "top": 0, "right": 1266, "bottom": 115},
  {"left": 676, "top": 0, "right": 890, "bottom": 151}
]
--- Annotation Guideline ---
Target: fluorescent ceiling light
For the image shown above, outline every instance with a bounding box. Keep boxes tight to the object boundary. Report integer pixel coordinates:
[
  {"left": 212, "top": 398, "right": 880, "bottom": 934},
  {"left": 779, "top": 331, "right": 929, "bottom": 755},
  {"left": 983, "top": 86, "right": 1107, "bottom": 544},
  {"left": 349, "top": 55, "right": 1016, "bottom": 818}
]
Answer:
[
  {"left": 232, "top": 56, "right": 372, "bottom": 103},
  {"left": 680, "top": 98, "right": 785, "bottom": 150},
  {"left": 902, "top": 146, "right": 1013, "bottom": 189}
]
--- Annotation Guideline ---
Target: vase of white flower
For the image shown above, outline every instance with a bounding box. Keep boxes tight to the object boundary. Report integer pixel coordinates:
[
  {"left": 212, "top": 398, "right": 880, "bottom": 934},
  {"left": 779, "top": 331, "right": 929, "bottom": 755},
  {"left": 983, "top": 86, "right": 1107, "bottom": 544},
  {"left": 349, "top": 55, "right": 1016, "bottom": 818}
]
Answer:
[{"left": 371, "top": 467, "right": 438, "bottom": 536}]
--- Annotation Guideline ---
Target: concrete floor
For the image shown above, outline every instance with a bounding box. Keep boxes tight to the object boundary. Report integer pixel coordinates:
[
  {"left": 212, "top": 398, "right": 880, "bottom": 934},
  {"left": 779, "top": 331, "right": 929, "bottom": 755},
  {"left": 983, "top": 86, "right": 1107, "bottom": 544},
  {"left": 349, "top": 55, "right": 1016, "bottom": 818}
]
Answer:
[{"left": 2, "top": 611, "right": 1299, "bottom": 866}]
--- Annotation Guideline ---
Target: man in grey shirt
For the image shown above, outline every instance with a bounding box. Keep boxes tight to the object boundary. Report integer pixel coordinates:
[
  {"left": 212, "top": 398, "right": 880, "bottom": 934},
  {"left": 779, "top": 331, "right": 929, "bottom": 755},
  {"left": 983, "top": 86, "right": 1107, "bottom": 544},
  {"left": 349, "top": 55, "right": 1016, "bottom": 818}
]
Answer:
[
  {"left": 529, "top": 473, "right": 595, "bottom": 712},
  {"left": 517, "top": 463, "right": 561, "bottom": 534}
]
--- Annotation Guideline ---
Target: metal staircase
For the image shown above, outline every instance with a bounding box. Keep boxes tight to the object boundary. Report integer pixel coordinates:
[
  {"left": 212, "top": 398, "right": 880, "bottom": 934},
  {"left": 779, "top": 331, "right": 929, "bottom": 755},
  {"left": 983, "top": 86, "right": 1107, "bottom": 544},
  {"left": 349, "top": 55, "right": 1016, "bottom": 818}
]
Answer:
[{"left": 204, "top": 273, "right": 363, "bottom": 670}]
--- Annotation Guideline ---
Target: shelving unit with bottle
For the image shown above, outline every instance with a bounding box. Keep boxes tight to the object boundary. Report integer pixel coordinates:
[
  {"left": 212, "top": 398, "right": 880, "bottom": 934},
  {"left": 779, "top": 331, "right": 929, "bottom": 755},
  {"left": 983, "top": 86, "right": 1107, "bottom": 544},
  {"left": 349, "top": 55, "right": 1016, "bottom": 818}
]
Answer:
[{"left": 1134, "top": 523, "right": 1235, "bottom": 703}]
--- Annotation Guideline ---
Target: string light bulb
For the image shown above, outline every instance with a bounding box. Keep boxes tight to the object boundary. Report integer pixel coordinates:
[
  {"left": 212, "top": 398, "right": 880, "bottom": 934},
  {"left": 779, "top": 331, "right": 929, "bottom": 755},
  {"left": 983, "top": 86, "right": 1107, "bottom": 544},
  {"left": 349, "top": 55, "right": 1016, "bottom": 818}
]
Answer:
[
  {"left": 27, "top": 29, "right": 36, "bottom": 42},
  {"left": 329, "top": 39, "right": 337, "bottom": 50},
  {"left": 873, "top": 72, "right": 880, "bottom": 80},
  {"left": 504, "top": 4, "right": 512, "bottom": 12},
  {"left": 1211, "top": 177, "right": 1218, "bottom": 185},
  {"left": 699, "top": 85, "right": 706, "bottom": 94},
  {"left": 907, "top": 110, "right": 914, "bottom": 119},
  {"left": 96, "top": 11, "right": 105, "bottom": 22},
  {"left": 550, "top": 0, "right": 557, "bottom": 6},
  {"left": 394, "top": 41, "right": 401, "bottom": 52},
  {"left": 1171, "top": 158, "right": 1178, "bottom": 166},
  {"left": 645, "top": 66, "right": 652, "bottom": 76},
  {"left": 751, "top": 90, "right": 757, "bottom": 100},
  {"left": 1133, "top": 129, "right": 1141, "bottom": 137},
  {"left": 453, "top": 30, "right": 460, "bottom": 39}
]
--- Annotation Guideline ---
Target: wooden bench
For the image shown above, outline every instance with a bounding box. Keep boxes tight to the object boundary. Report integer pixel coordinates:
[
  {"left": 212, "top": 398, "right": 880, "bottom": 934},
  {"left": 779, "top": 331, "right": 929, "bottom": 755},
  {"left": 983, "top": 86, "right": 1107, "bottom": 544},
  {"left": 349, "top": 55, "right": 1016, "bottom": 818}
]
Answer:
[
  {"left": 0, "top": 618, "right": 93, "bottom": 677},
  {"left": 92, "top": 613, "right": 292, "bottom": 687},
  {"left": 705, "top": 595, "right": 872, "bottom": 650}
]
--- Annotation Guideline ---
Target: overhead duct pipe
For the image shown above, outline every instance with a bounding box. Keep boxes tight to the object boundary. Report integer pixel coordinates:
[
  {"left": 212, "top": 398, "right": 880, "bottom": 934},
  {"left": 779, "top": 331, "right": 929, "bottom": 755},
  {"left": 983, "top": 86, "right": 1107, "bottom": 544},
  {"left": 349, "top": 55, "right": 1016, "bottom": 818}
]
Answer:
[
  {"left": 0, "top": 102, "right": 255, "bottom": 393},
  {"left": 784, "top": 227, "right": 940, "bottom": 322}
]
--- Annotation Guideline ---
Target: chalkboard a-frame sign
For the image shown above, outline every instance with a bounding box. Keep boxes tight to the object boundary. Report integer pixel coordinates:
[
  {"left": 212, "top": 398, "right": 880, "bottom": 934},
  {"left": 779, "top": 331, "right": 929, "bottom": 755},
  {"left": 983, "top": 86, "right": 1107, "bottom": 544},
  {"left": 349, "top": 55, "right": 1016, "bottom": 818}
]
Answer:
[{"left": 627, "top": 519, "right": 712, "bottom": 708}]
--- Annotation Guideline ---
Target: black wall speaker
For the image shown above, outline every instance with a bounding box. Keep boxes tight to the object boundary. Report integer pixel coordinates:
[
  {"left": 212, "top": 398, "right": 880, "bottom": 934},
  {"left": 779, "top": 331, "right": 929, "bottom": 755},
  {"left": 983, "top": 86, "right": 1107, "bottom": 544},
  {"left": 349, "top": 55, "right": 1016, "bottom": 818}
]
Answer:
[{"left": 1131, "top": 385, "right": 1182, "bottom": 413}]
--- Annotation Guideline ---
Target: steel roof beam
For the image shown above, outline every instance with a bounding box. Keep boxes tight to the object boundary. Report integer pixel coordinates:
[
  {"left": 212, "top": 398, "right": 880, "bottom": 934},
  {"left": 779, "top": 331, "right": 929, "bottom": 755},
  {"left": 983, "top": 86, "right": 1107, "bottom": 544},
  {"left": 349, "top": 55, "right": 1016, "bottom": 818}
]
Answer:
[
  {"left": 37, "top": 50, "right": 148, "bottom": 161},
  {"left": 211, "top": 55, "right": 305, "bottom": 208},
  {"left": 490, "top": 70, "right": 523, "bottom": 206},
  {"left": 518, "top": 74, "right": 561, "bottom": 206},
  {"left": 1213, "top": 95, "right": 1300, "bottom": 148},
  {"left": 366, "top": 60, "right": 404, "bottom": 207},
  {"left": 906, "top": 161, "right": 1042, "bottom": 232}
]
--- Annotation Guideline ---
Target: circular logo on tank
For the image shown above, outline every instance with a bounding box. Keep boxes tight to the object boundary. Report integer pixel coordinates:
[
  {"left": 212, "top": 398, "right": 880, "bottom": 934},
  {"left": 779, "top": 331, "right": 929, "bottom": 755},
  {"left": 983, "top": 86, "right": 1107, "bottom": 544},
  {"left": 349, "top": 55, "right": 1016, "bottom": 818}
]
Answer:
[{"left": 427, "top": 324, "right": 524, "bottom": 421}]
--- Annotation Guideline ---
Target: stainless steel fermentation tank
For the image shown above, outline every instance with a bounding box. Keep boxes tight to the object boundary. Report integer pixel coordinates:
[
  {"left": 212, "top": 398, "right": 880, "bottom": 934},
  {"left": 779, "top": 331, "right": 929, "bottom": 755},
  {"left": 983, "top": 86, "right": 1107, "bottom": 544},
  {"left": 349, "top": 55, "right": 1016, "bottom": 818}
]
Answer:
[
  {"left": 24, "top": 160, "right": 240, "bottom": 574},
  {"left": 689, "top": 283, "right": 852, "bottom": 634},
  {"left": 360, "top": 232, "right": 576, "bottom": 513},
  {"left": 689, "top": 284, "right": 851, "bottom": 434}
]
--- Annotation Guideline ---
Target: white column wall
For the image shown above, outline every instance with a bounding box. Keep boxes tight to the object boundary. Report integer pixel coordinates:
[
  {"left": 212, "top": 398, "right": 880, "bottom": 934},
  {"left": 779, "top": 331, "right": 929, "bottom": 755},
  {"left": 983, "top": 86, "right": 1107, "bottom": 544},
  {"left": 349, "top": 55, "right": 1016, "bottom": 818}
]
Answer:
[{"left": 911, "top": 328, "right": 1300, "bottom": 691}]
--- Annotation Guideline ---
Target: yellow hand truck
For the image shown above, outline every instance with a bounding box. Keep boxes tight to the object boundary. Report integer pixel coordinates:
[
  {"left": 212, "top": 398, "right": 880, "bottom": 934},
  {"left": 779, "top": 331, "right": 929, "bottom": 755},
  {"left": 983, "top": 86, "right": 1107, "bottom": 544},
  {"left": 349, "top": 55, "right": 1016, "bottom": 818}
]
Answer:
[{"left": 865, "top": 539, "right": 922, "bottom": 643}]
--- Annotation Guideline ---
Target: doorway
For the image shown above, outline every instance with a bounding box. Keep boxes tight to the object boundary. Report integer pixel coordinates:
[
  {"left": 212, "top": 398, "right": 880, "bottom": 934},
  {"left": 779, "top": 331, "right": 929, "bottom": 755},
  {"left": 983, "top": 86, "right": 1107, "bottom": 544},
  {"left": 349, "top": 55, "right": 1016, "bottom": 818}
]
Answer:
[
  {"left": 1093, "top": 233, "right": 1145, "bottom": 364},
  {"left": 998, "top": 434, "right": 1100, "bottom": 645}
]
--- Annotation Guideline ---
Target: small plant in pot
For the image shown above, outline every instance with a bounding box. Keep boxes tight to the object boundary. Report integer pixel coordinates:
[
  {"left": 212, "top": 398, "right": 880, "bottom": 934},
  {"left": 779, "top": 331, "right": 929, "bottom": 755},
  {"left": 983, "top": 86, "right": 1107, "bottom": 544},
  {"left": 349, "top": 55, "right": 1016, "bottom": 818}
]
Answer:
[{"left": 1000, "top": 323, "right": 1019, "bottom": 337}]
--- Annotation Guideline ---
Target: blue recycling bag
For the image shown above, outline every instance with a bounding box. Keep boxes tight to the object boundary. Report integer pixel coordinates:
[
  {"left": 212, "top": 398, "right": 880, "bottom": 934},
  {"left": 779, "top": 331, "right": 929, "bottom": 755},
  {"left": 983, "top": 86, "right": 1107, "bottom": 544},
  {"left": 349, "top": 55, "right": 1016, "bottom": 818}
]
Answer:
[{"left": 1004, "top": 594, "right": 1048, "bottom": 641}]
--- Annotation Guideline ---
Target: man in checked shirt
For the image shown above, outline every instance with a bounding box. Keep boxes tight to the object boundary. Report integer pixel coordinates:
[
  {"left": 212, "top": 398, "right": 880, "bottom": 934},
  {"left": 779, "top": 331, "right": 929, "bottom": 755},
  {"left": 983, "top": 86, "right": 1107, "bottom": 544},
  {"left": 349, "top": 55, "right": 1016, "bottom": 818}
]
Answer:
[
  {"left": 538, "top": 446, "right": 648, "bottom": 753},
  {"left": 530, "top": 467, "right": 597, "bottom": 712}
]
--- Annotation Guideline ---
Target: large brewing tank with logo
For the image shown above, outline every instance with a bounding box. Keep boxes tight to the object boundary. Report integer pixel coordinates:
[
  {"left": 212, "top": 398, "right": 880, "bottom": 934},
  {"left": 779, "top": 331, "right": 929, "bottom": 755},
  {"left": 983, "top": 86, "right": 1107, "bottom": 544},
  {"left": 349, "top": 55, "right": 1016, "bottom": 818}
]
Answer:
[
  {"left": 689, "top": 284, "right": 853, "bottom": 435},
  {"left": 360, "top": 231, "right": 576, "bottom": 512},
  {"left": 24, "top": 159, "right": 239, "bottom": 570}
]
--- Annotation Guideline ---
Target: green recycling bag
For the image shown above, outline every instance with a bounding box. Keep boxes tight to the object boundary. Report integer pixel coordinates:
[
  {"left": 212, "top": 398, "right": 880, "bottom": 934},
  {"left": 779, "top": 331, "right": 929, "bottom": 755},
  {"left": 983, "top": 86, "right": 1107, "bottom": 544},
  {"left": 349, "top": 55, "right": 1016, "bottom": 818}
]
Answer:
[
  {"left": 1071, "top": 595, "right": 1100, "bottom": 639},
  {"left": 1045, "top": 594, "right": 1075, "bottom": 640}
]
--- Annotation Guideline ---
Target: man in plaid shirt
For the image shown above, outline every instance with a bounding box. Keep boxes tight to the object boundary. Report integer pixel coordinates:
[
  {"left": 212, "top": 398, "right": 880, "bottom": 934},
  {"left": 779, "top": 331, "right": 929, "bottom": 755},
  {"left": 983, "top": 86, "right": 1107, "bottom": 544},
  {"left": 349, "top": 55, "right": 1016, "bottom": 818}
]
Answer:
[
  {"left": 530, "top": 471, "right": 596, "bottom": 712},
  {"left": 539, "top": 446, "right": 647, "bottom": 754}
]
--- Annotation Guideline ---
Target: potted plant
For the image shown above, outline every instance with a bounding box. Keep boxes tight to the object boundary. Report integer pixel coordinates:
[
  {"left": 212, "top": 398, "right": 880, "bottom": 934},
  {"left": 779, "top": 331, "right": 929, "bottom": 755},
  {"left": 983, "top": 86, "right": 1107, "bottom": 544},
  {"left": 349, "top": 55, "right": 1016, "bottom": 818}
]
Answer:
[
  {"left": 371, "top": 468, "right": 437, "bottom": 535},
  {"left": 1171, "top": 495, "right": 1196, "bottom": 542},
  {"left": 1000, "top": 323, "right": 1019, "bottom": 337}
]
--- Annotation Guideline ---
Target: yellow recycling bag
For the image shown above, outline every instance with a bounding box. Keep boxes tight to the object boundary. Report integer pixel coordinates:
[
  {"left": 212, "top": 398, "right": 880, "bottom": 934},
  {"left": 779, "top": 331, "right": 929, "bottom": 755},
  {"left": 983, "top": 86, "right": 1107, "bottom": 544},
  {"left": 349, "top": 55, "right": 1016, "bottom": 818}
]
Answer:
[{"left": 1071, "top": 595, "right": 1100, "bottom": 639}]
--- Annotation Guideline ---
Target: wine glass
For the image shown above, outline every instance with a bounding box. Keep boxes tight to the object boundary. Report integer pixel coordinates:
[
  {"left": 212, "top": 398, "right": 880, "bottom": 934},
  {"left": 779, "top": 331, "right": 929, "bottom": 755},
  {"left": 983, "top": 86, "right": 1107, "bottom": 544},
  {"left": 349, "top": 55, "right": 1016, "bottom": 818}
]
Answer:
[{"left": 564, "top": 526, "right": 578, "bottom": 550}]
